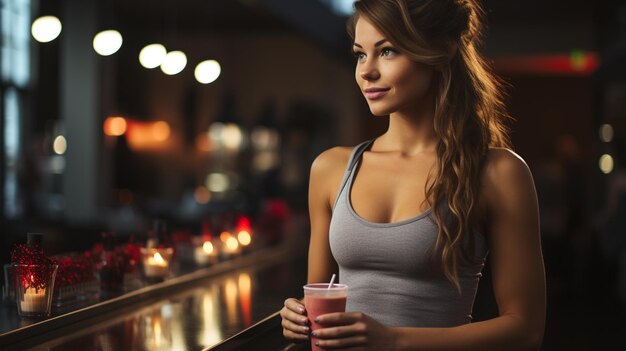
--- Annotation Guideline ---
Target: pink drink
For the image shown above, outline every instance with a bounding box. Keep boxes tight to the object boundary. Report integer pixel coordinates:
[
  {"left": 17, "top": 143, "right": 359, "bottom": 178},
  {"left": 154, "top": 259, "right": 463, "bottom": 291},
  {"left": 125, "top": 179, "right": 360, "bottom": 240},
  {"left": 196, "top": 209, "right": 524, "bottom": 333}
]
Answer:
[{"left": 303, "top": 283, "right": 348, "bottom": 351}]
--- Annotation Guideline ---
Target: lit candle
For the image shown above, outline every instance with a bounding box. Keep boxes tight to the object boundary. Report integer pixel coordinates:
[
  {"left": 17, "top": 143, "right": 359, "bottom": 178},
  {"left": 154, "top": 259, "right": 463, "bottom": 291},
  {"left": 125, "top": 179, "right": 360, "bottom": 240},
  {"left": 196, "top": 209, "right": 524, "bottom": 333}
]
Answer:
[
  {"left": 219, "top": 231, "right": 240, "bottom": 258},
  {"left": 237, "top": 230, "right": 252, "bottom": 247},
  {"left": 235, "top": 216, "right": 252, "bottom": 253},
  {"left": 194, "top": 241, "right": 218, "bottom": 265},
  {"left": 224, "top": 236, "right": 240, "bottom": 256},
  {"left": 20, "top": 287, "right": 47, "bottom": 313},
  {"left": 144, "top": 251, "right": 169, "bottom": 278}
]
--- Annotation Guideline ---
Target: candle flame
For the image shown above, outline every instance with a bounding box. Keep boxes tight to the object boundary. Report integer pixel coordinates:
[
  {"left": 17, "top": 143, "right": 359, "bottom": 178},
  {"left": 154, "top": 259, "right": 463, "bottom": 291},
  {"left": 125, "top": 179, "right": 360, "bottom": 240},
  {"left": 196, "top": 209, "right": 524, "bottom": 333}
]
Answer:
[
  {"left": 237, "top": 231, "right": 252, "bottom": 246},
  {"left": 220, "top": 231, "right": 231, "bottom": 242},
  {"left": 226, "top": 237, "right": 239, "bottom": 251},
  {"left": 202, "top": 241, "right": 214, "bottom": 254},
  {"left": 153, "top": 252, "right": 165, "bottom": 263}
]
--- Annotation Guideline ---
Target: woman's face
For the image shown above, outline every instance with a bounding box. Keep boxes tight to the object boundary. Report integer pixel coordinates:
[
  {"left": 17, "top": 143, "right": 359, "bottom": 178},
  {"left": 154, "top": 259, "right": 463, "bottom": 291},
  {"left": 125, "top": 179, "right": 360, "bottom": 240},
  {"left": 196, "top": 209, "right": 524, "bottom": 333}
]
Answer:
[{"left": 353, "top": 17, "right": 435, "bottom": 117}]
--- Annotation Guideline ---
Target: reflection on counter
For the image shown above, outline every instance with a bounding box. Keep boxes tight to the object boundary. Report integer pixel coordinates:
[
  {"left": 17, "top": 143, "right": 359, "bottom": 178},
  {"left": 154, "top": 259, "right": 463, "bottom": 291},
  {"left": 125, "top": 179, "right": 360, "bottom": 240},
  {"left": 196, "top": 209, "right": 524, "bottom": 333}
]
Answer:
[
  {"left": 239, "top": 273, "right": 252, "bottom": 327},
  {"left": 20, "top": 257, "right": 307, "bottom": 351},
  {"left": 0, "top": 213, "right": 269, "bottom": 325}
]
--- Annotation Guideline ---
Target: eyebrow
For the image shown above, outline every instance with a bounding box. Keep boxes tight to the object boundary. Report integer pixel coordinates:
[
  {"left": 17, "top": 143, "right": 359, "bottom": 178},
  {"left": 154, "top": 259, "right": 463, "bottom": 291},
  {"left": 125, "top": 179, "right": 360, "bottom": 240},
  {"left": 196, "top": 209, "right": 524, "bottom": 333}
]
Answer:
[{"left": 352, "top": 39, "right": 388, "bottom": 48}]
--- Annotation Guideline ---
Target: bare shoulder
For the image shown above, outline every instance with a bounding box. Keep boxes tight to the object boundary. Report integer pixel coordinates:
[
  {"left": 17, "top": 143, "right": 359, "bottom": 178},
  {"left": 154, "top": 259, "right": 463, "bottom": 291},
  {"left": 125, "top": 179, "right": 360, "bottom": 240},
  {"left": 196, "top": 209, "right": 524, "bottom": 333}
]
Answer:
[
  {"left": 481, "top": 147, "right": 537, "bottom": 212},
  {"left": 310, "top": 146, "right": 353, "bottom": 177},
  {"left": 309, "top": 146, "right": 356, "bottom": 209},
  {"left": 482, "top": 147, "right": 532, "bottom": 180}
]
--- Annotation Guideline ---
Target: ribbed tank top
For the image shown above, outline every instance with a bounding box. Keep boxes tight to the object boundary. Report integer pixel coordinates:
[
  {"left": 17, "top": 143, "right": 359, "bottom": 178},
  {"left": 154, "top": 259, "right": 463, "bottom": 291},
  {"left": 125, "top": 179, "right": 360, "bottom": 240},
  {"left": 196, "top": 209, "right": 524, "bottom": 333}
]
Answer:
[{"left": 329, "top": 140, "right": 488, "bottom": 328}]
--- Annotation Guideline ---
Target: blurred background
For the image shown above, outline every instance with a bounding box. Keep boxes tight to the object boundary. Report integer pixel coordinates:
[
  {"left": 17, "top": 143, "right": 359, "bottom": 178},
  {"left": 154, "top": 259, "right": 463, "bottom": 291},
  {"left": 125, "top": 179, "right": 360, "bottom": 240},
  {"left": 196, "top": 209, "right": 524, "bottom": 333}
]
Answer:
[{"left": 0, "top": 0, "right": 625, "bottom": 349}]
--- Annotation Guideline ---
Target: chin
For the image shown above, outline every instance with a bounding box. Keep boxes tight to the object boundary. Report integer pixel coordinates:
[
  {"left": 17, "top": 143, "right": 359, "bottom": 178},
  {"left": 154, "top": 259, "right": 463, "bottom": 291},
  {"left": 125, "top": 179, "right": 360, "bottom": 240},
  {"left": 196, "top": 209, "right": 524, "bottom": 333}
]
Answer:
[{"left": 368, "top": 104, "right": 392, "bottom": 117}]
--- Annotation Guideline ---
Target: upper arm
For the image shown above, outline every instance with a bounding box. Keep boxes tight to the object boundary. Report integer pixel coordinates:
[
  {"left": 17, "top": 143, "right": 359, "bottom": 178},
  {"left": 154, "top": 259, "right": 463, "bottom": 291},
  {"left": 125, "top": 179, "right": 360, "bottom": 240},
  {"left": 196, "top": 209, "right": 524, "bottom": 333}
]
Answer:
[
  {"left": 307, "top": 147, "right": 349, "bottom": 284},
  {"left": 481, "top": 149, "right": 546, "bottom": 341}
]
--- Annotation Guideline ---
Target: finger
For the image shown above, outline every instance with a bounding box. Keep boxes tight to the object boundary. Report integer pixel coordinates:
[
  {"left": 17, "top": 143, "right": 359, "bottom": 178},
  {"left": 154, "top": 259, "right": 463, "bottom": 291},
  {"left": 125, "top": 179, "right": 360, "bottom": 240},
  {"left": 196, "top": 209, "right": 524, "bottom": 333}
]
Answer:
[
  {"left": 283, "top": 328, "right": 310, "bottom": 342},
  {"left": 284, "top": 298, "right": 306, "bottom": 315},
  {"left": 281, "top": 317, "right": 311, "bottom": 335},
  {"left": 280, "top": 307, "right": 309, "bottom": 326},
  {"left": 314, "top": 336, "right": 367, "bottom": 349},
  {"left": 316, "top": 312, "right": 364, "bottom": 326},
  {"left": 312, "top": 323, "right": 366, "bottom": 339}
]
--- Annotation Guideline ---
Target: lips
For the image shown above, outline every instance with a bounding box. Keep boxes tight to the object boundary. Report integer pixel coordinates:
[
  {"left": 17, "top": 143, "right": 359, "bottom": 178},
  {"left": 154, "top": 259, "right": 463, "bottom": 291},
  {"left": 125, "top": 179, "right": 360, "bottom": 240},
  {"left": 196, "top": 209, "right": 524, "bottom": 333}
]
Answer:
[{"left": 363, "top": 87, "right": 390, "bottom": 100}]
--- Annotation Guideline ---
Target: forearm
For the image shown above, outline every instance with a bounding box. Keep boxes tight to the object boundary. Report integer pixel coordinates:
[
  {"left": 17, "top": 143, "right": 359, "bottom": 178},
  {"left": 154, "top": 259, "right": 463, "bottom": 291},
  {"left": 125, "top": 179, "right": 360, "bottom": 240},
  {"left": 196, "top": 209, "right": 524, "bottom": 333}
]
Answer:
[{"left": 393, "top": 314, "right": 543, "bottom": 351}]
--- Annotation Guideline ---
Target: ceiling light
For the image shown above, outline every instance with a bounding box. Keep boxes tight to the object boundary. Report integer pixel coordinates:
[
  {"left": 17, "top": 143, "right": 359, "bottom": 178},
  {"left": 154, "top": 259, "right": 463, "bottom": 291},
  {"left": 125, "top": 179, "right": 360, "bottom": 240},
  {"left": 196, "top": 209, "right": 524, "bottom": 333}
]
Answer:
[
  {"left": 195, "top": 60, "right": 221, "bottom": 84},
  {"left": 139, "top": 44, "right": 167, "bottom": 69},
  {"left": 93, "top": 30, "right": 123, "bottom": 56},
  {"left": 31, "top": 16, "right": 62, "bottom": 43},
  {"left": 161, "top": 51, "right": 187, "bottom": 75}
]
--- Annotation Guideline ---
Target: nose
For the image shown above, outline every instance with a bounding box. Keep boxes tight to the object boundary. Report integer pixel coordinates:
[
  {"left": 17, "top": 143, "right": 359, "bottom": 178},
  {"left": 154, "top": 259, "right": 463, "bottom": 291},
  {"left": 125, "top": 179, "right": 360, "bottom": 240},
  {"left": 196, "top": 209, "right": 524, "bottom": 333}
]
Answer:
[{"left": 359, "top": 59, "right": 380, "bottom": 81}]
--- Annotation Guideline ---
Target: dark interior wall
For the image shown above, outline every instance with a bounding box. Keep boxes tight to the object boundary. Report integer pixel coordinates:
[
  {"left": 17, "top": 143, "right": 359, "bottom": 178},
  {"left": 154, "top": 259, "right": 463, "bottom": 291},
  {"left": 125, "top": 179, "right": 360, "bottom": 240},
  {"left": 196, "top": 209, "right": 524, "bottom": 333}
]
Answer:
[
  {"left": 356, "top": 73, "right": 596, "bottom": 169},
  {"left": 102, "top": 31, "right": 362, "bottom": 203},
  {"left": 505, "top": 75, "right": 594, "bottom": 166}
]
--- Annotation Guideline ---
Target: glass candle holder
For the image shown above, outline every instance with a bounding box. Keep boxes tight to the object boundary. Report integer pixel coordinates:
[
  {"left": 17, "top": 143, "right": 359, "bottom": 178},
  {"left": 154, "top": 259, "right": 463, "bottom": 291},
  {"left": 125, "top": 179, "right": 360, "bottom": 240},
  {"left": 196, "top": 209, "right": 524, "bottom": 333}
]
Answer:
[
  {"left": 15, "top": 264, "right": 59, "bottom": 318},
  {"left": 140, "top": 248, "right": 173, "bottom": 280},
  {"left": 3, "top": 263, "right": 16, "bottom": 305},
  {"left": 193, "top": 239, "right": 219, "bottom": 266},
  {"left": 236, "top": 229, "right": 253, "bottom": 254},
  {"left": 219, "top": 231, "right": 240, "bottom": 259}
]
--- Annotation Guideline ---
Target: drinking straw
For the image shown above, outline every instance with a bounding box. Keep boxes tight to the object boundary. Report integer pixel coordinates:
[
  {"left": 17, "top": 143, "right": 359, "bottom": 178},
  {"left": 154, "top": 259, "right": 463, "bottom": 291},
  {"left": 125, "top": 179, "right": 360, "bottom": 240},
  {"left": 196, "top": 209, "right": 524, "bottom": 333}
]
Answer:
[{"left": 327, "top": 273, "right": 336, "bottom": 290}]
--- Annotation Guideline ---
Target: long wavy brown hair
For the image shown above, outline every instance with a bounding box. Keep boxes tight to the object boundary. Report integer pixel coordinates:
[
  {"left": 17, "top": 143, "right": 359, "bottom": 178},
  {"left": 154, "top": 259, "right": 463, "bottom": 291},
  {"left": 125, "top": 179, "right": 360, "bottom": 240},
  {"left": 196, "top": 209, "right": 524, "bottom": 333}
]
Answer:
[{"left": 347, "top": 0, "right": 512, "bottom": 290}]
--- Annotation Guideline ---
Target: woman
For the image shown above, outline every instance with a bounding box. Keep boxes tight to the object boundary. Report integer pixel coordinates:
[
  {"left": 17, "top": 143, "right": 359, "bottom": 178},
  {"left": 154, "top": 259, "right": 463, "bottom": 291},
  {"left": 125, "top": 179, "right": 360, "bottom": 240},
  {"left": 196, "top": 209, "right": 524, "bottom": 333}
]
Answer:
[{"left": 280, "top": 0, "right": 546, "bottom": 349}]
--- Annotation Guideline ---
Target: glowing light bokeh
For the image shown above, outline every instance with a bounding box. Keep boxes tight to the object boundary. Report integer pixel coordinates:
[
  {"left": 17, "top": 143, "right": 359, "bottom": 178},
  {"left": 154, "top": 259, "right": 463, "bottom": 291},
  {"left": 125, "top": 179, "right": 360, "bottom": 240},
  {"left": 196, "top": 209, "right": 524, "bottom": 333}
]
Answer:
[
  {"left": 251, "top": 127, "right": 279, "bottom": 150},
  {"left": 152, "top": 121, "right": 171, "bottom": 141},
  {"left": 202, "top": 241, "right": 214, "bottom": 254},
  {"left": 237, "top": 231, "right": 252, "bottom": 246},
  {"left": 219, "top": 231, "right": 231, "bottom": 243},
  {"left": 599, "top": 124, "right": 614, "bottom": 143},
  {"left": 225, "top": 236, "right": 239, "bottom": 251},
  {"left": 199, "top": 287, "right": 222, "bottom": 346},
  {"left": 53, "top": 135, "right": 67, "bottom": 155},
  {"left": 224, "top": 279, "right": 238, "bottom": 326},
  {"left": 31, "top": 16, "right": 62, "bottom": 43},
  {"left": 207, "top": 173, "right": 229, "bottom": 192},
  {"left": 139, "top": 44, "right": 167, "bottom": 69},
  {"left": 93, "top": 30, "right": 123, "bottom": 56},
  {"left": 161, "top": 51, "right": 187, "bottom": 75},
  {"left": 194, "top": 60, "right": 221, "bottom": 84},
  {"left": 103, "top": 117, "right": 127, "bottom": 136},
  {"left": 599, "top": 154, "right": 614, "bottom": 174},
  {"left": 194, "top": 186, "right": 212, "bottom": 204},
  {"left": 222, "top": 124, "right": 243, "bottom": 150},
  {"left": 238, "top": 273, "right": 252, "bottom": 326},
  {"left": 196, "top": 132, "right": 214, "bottom": 152}
]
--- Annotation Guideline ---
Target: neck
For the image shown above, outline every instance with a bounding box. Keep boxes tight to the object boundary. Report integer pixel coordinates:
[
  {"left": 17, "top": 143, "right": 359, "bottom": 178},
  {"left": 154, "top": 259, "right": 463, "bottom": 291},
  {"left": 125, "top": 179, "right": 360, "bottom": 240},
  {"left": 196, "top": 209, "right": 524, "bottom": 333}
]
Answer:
[{"left": 376, "top": 99, "right": 438, "bottom": 156}]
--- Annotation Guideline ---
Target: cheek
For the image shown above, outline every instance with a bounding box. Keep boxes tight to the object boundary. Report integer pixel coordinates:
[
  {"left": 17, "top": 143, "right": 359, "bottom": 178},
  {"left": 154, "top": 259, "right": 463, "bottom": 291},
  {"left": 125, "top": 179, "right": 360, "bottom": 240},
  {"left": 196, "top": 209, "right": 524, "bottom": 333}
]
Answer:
[
  {"left": 397, "top": 68, "right": 434, "bottom": 98},
  {"left": 355, "top": 69, "right": 363, "bottom": 88}
]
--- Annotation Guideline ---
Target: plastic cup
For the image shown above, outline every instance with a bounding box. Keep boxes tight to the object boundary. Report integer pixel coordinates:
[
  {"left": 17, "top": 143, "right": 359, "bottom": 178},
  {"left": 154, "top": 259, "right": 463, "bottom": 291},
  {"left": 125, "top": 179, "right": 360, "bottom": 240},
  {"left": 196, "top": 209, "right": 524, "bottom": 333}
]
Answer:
[{"left": 303, "top": 283, "right": 348, "bottom": 351}]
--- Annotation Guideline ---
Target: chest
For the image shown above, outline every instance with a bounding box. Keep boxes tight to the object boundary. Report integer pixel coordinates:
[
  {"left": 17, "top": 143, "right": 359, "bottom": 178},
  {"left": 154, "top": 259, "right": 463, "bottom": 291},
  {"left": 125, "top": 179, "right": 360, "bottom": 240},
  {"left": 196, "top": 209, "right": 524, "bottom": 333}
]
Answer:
[
  {"left": 329, "top": 206, "right": 443, "bottom": 277},
  {"left": 350, "top": 153, "right": 436, "bottom": 223}
]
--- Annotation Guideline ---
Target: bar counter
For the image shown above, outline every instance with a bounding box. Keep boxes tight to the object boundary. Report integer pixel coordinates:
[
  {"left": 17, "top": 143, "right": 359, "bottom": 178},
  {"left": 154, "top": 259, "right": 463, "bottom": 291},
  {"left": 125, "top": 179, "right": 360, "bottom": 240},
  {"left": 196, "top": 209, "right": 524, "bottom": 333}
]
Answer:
[{"left": 0, "top": 241, "right": 311, "bottom": 350}]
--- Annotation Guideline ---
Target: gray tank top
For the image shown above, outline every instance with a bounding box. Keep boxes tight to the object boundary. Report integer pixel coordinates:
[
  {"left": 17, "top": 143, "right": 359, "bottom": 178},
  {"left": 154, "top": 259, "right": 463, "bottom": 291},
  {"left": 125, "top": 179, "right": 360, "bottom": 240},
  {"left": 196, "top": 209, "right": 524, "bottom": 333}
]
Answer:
[{"left": 329, "top": 140, "right": 488, "bottom": 328}]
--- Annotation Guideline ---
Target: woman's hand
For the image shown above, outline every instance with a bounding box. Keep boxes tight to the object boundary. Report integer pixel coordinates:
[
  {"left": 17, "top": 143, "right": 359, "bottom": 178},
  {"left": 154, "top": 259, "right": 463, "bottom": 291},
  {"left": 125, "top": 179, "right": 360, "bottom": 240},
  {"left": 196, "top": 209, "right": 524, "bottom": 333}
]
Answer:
[
  {"left": 280, "top": 298, "right": 310, "bottom": 342},
  {"left": 312, "top": 312, "right": 397, "bottom": 350}
]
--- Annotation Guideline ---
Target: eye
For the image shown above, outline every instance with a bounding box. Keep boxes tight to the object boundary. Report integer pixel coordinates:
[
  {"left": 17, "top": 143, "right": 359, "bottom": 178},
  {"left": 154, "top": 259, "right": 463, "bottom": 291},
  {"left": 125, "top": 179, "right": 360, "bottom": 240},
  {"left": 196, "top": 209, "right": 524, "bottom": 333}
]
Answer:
[
  {"left": 352, "top": 51, "right": 366, "bottom": 61},
  {"left": 381, "top": 47, "right": 397, "bottom": 57}
]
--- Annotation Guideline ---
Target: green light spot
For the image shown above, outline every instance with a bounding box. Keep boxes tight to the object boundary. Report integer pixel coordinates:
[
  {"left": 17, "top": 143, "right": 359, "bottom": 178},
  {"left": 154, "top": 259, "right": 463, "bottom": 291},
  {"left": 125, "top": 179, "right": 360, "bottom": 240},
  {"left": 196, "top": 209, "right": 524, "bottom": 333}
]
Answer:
[{"left": 570, "top": 50, "right": 585, "bottom": 70}]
